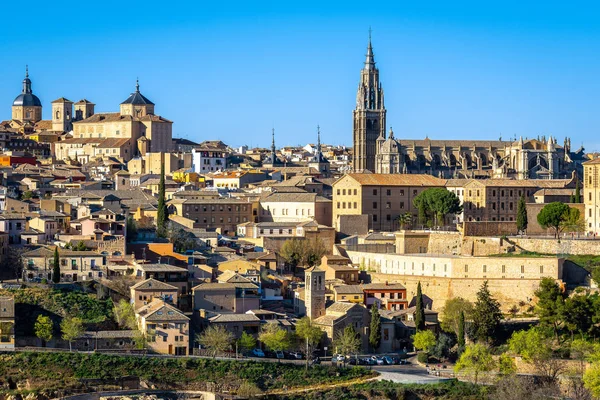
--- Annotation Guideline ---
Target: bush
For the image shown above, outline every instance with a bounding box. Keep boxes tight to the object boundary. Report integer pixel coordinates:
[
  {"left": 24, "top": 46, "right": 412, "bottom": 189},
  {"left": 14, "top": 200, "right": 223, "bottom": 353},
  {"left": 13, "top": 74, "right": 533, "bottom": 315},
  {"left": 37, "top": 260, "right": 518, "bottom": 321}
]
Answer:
[{"left": 417, "top": 352, "right": 429, "bottom": 364}]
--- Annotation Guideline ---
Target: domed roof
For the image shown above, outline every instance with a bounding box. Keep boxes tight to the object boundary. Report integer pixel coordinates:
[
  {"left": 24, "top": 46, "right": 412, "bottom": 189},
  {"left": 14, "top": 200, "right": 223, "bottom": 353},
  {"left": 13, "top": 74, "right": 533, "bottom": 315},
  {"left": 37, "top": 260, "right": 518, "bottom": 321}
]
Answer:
[
  {"left": 13, "top": 66, "right": 42, "bottom": 107},
  {"left": 380, "top": 128, "right": 401, "bottom": 154},
  {"left": 121, "top": 80, "right": 154, "bottom": 105}
]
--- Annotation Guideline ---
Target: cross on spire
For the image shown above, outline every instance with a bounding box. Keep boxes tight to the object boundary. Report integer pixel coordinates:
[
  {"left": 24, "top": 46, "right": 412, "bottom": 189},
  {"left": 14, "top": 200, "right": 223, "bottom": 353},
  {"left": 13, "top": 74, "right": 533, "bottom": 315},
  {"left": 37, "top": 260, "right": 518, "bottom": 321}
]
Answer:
[
  {"left": 136, "top": 78, "right": 140, "bottom": 92},
  {"left": 25, "top": 65, "right": 29, "bottom": 78}
]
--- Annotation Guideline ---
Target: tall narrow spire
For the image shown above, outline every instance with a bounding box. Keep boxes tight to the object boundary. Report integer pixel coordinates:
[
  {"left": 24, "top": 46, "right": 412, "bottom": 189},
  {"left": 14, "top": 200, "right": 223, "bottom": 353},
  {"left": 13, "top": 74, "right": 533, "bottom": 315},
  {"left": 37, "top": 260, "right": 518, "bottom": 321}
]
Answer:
[
  {"left": 25, "top": 65, "right": 29, "bottom": 78},
  {"left": 317, "top": 125, "right": 321, "bottom": 150},
  {"left": 22, "top": 65, "right": 32, "bottom": 94},
  {"left": 365, "top": 27, "right": 375, "bottom": 70},
  {"left": 136, "top": 78, "right": 140, "bottom": 93}
]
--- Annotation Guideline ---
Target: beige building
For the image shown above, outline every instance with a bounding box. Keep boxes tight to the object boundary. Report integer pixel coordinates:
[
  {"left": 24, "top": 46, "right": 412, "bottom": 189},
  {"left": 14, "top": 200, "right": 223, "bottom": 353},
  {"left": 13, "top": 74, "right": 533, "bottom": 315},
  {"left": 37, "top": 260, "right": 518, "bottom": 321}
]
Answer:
[
  {"left": 192, "top": 281, "right": 260, "bottom": 314},
  {"left": 259, "top": 192, "right": 332, "bottom": 226},
  {"left": 332, "top": 173, "right": 446, "bottom": 232},
  {"left": 136, "top": 299, "right": 189, "bottom": 355},
  {"left": 584, "top": 158, "right": 600, "bottom": 233},
  {"left": 0, "top": 296, "right": 15, "bottom": 349},
  {"left": 22, "top": 246, "right": 105, "bottom": 282},
  {"left": 130, "top": 278, "right": 179, "bottom": 310}
]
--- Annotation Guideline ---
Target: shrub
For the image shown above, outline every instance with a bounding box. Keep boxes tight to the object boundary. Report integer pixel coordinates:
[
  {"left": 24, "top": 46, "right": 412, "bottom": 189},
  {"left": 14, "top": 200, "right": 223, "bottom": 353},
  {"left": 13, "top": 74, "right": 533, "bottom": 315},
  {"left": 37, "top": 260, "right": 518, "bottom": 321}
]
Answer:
[{"left": 417, "top": 352, "right": 429, "bottom": 364}]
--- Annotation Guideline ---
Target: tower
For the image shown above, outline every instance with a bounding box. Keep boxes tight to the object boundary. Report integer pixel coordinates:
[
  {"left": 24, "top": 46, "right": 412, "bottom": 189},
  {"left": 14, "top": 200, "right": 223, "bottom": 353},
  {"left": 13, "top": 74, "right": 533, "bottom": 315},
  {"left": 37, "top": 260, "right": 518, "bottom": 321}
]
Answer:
[
  {"left": 353, "top": 30, "right": 386, "bottom": 172},
  {"left": 74, "top": 99, "right": 95, "bottom": 121},
  {"left": 120, "top": 79, "right": 155, "bottom": 117},
  {"left": 12, "top": 66, "right": 43, "bottom": 124},
  {"left": 51, "top": 98, "right": 74, "bottom": 132},
  {"left": 264, "top": 128, "right": 283, "bottom": 167},
  {"left": 308, "top": 125, "right": 330, "bottom": 176},
  {"left": 305, "top": 265, "right": 325, "bottom": 320}
]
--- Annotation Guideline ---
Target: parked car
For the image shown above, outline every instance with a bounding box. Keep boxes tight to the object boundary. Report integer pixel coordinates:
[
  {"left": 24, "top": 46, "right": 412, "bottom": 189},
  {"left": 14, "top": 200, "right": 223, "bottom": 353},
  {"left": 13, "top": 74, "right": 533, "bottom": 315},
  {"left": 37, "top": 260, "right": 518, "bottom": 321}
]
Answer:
[
  {"left": 332, "top": 354, "right": 346, "bottom": 362},
  {"left": 275, "top": 350, "right": 285, "bottom": 359},
  {"left": 370, "top": 356, "right": 384, "bottom": 365},
  {"left": 289, "top": 351, "right": 303, "bottom": 359},
  {"left": 251, "top": 348, "right": 265, "bottom": 357},
  {"left": 363, "top": 357, "right": 376, "bottom": 365},
  {"left": 382, "top": 356, "right": 394, "bottom": 365}
]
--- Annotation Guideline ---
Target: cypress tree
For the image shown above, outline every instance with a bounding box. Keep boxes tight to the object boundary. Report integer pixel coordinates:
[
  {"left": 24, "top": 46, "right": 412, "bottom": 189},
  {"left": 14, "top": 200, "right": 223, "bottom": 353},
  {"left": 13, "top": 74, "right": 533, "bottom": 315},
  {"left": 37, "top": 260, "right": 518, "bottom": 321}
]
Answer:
[
  {"left": 156, "top": 161, "right": 168, "bottom": 237},
  {"left": 516, "top": 195, "right": 528, "bottom": 234},
  {"left": 458, "top": 310, "right": 466, "bottom": 349},
  {"left": 471, "top": 281, "right": 503, "bottom": 343},
  {"left": 369, "top": 306, "right": 382, "bottom": 351},
  {"left": 575, "top": 179, "right": 581, "bottom": 203},
  {"left": 415, "top": 281, "right": 426, "bottom": 331},
  {"left": 52, "top": 247, "right": 60, "bottom": 284}
]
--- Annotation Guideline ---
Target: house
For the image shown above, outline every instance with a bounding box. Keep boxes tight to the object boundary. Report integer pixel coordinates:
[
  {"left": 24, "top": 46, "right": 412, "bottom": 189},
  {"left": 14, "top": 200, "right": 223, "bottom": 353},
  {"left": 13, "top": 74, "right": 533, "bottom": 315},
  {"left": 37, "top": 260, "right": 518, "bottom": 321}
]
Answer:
[
  {"left": 382, "top": 306, "right": 439, "bottom": 343},
  {"left": 321, "top": 254, "right": 358, "bottom": 284},
  {"left": 22, "top": 246, "right": 105, "bottom": 282},
  {"left": 312, "top": 302, "right": 371, "bottom": 351},
  {"left": 0, "top": 214, "right": 26, "bottom": 245},
  {"left": 363, "top": 282, "right": 408, "bottom": 311},
  {"left": 132, "top": 263, "right": 189, "bottom": 296},
  {"left": 130, "top": 278, "right": 179, "bottom": 310},
  {"left": 0, "top": 296, "right": 15, "bottom": 349},
  {"left": 136, "top": 299, "right": 190, "bottom": 356},
  {"left": 192, "top": 279, "right": 260, "bottom": 314},
  {"left": 206, "top": 313, "right": 261, "bottom": 339}
]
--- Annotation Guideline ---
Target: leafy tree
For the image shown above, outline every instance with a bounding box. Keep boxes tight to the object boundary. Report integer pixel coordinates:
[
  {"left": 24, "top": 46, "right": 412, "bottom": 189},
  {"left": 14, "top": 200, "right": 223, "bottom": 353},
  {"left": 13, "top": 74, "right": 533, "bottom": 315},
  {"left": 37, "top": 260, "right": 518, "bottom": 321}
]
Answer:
[
  {"left": 397, "top": 212, "right": 412, "bottom": 230},
  {"left": 21, "top": 190, "right": 34, "bottom": 200},
  {"left": 412, "top": 187, "right": 462, "bottom": 227},
  {"left": 280, "top": 238, "right": 327, "bottom": 269},
  {"left": 454, "top": 343, "right": 496, "bottom": 384},
  {"left": 458, "top": 310, "right": 466, "bottom": 350},
  {"left": 295, "top": 317, "right": 324, "bottom": 370},
  {"left": 516, "top": 195, "right": 528, "bottom": 233},
  {"left": 431, "top": 332, "right": 456, "bottom": 361},
  {"left": 562, "top": 292, "right": 596, "bottom": 339},
  {"left": 156, "top": 162, "right": 169, "bottom": 238},
  {"left": 508, "top": 305, "right": 519, "bottom": 319},
  {"left": 280, "top": 239, "right": 304, "bottom": 270},
  {"left": 34, "top": 315, "right": 53, "bottom": 346},
  {"left": 259, "top": 324, "right": 293, "bottom": 355},
  {"left": 113, "top": 299, "right": 137, "bottom": 329},
  {"left": 126, "top": 216, "right": 138, "bottom": 242},
  {"left": 508, "top": 328, "right": 563, "bottom": 381},
  {"left": 412, "top": 330, "right": 436, "bottom": 353},
  {"left": 169, "top": 226, "right": 198, "bottom": 253},
  {"left": 197, "top": 325, "right": 234, "bottom": 358},
  {"left": 369, "top": 306, "right": 381, "bottom": 351},
  {"left": 61, "top": 316, "right": 84, "bottom": 352},
  {"left": 75, "top": 241, "right": 88, "bottom": 251},
  {"left": 537, "top": 202, "right": 571, "bottom": 238},
  {"left": 498, "top": 353, "right": 516, "bottom": 376},
  {"left": 237, "top": 331, "right": 257, "bottom": 354},
  {"left": 560, "top": 207, "right": 586, "bottom": 235},
  {"left": 334, "top": 326, "right": 361, "bottom": 360},
  {"left": 584, "top": 362, "right": 600, "bottom": 398},
  {"left": 52, "top": 247, "right": 60, "bottom": 284},
  {"left": 440, "top": 297, "right": 473, "bottom": 336},
  {"left": 304, "top": 239, "right": 327, "bottom": 267},
  {"left": 415, "top": 281, "right": 426, "bottom": 331},
  {"left": 534, "top": 277, "right": 565, "bottom": 341},
  {"left": 133, "top": 329, "right": 148, "bottom": 351},
  {"left": 0, "top": 247, "right": 25, "bottom": 281},
  {"left": 471, "top": 281, "right": 502, "bottom": 343}
]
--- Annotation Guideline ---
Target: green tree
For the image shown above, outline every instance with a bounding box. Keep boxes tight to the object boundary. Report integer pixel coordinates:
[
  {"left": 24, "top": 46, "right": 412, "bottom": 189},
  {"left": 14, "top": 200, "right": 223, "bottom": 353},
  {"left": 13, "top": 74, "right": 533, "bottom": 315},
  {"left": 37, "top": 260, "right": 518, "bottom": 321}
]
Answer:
[
  {"left": 156, "top": 162, "right": 169, "bottom": 238},
  {"left": 280, "top": 239, "right": 326, "bottom": 269},
  {"left": 61, "top": 316, "right": 84, "bottom": 352},
  {"left": 303, "top": 239, "right": 327, "bottom": 267},
  {"left": 397, "top": 212, "right": 412, "bottom": 230},
  {"left": 575, "top": 178, "right": 581, "bottom": 203},
  {"left": 75, "top": 241, "right": 88, "bottom": 251},
  {"left": 412, "top": 330, "right": 436, "bottom": 353},
  {"left": 169, "top": 227, "right": 198, "bottom": 253},
  {"left": 516, "top": 195, "right": 528, "bottom": 233},
  {"left": 560, "top": 207, "right": 586, "bottom": 236},
  {"left": 21, "top": 190, "right": 34, "bottom": 200},
  {"left": 458, "top": 310, "right": 466, "bottom": 350},
  {"left": 471, "top": 281, "right": 503, "bottom": 343},
  {"left": 534, "top": 277, "right": 565, "bottom": 341},
  {"left": 259, "top": 324, "right": 293, "bottom": 357},
  {"left": 584, "top": 362, "right": 600, "bottom": 398},
  {"left": 454, "top": 343, "right": 496, "bottom": 384},
  {"left": 431, "top": 332, "right": 456, "bottom": 361},
  {"left": 508, "top": 328, "right": 563, "bottom": 380},
  {"left": 295, "top": 317, "right": 324, "bottom": 370},
  {"left": 34, "top": 315, "right": 53, "bottom": 346},
  {"left": 537, "top": 202, "right": 571, "bottom": 238},
  {"left": 415, "top": 281, "right": 426, "bottom": 331},
  {"left": 440, "top": 297, "right": 473, "bottom": 336},
  {"left": 369, "top": 306, "right": 382, "bottom": 351},
  {"left": 334, "top": 326, "right": 361, "bottom": 361},
  {"left": 412, "top": 187, "right": 462, "bottom": 227},
  {"left": 126, "top": 216, "right": 138, "bottom": 243},
  {"left": 498, "top": 353, "right": 517, "bottom": 376},
  {"left": 113, "top": 299, "right": 136, "bottom": 329},
  {"left": 237, "top": 331, "right": 257, "bottom": 355},
  {"left": 280, "top": 239, "right": 304, "bottom": 270},
  {"left": 197, "top": 325, "right": 234, "bottom": 358},
  {"left": 133, "top": 329, "right": 148, "bottom": 351},
  {"left": 562, "top": 292, "right": 596, "bottom": 339},
  {"left": 52, "top": 247, "right": 60, "bottom": 284}
]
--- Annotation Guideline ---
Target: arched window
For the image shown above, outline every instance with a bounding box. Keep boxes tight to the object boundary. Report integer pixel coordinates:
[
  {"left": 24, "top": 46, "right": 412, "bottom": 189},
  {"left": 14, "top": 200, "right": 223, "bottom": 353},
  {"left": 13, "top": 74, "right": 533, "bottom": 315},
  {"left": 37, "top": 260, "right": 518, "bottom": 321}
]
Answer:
[{"left": 55, "top": 110, "right": 60, "bottom": 119}]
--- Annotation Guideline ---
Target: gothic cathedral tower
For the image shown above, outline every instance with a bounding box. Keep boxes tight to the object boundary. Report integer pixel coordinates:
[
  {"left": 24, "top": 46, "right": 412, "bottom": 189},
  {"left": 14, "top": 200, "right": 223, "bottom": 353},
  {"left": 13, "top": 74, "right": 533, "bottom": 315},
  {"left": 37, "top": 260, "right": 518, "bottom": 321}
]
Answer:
[{"left": 353, "top": 31, "right": 386, "bottom": 172}]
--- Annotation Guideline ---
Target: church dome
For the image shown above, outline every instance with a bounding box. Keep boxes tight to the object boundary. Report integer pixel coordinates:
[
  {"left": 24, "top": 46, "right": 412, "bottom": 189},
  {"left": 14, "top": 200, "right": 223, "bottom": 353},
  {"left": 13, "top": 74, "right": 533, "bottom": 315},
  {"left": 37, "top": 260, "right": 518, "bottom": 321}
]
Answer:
[
  {"left": 121, "top": 80, "right": 154, "bottom": 105},
  {"left": 13, "top": 67, "right": 42, "bottom": 107},
  {"left": 380, "top": 128, "right": 401, "bottom": 154}
]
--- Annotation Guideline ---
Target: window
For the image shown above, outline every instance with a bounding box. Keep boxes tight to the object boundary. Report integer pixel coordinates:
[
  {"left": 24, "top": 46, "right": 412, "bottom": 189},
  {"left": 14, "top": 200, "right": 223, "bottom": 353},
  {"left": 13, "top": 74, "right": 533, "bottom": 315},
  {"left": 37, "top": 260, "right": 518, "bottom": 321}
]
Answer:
[
  {"left": 464, "top": 265, "right": 468, "bottom": 272},
  {"left": 386, "top": 214, "right": 391, "bottom": 221},
  {"left": 337, "top": 202, "right": 340, "bottom": 209},
  {"left": 386, "top": 202, "right": 391, "bottom": 209},
  {"left": 386, "top": 189, "right": 391, "bottom": 196},
  {"left": 373, "top": 202, "right": 377, "bottom": 209},
  {"left": 400, "top": 190, "right": 405, "bottom": 196},
  {"left": 373, "top": 215, "right": 378, "bottom": 222},
  {"left": 373, "top": 189, "right": 378, "bottom": 195},
  {"left": 413, "top": 190, "right": 417, "bottom": 196},
  {"left": 521, "top": 265, "right": 525, "bottom": 273},
  {"left": 354, "top": 202, "right": 357, "bottom": 208},
  {"left": 540, "top": 265, "right": 544, "bottom": 274},
  {"left": 342, "top": 189, "right": 346, "bottom": 195},
  {"left": 502, "top": 265, "right": 505, "bottom": 273},
  {"left": 400, "top": 201, "right": 404, "bottom": 209},
  {"left": 483, "top": 265, "right": 487, "bottom": 273}
]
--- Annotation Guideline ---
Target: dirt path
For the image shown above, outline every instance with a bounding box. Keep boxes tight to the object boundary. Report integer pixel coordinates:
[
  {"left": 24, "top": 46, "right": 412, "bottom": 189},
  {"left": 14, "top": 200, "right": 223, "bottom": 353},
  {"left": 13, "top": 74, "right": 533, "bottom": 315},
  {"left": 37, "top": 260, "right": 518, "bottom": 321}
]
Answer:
[{"left": 262, "top": 374, "right": 380, "bottom": 396}]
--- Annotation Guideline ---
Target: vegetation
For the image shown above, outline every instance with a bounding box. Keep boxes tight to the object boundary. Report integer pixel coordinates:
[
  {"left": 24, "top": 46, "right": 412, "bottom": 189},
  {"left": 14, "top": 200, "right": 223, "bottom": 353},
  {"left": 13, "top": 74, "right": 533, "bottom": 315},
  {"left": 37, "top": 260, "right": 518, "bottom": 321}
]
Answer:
[
  {"left": 471, "top": 281, "right": 502, "bottom": 344},
  {"left": 412, "top": 187, "right": 462, "bottom": 227},
  {"left": 237, "top": 331, "right": 257, "bottom": 354},
  {"left": 280, "top": 238, "right": 327, "bottom": 269},
  {"left": 197, "top": 325, "right": 234, "bottom": 358},
  {"left": 396, "top": 212, "right": 412, "bottom": 230},
  {"left": 295, "top": 317, "right": 323, "bottom": 370},
  {"left": 441, "top": 297, "right": 473, "bottom": 336},
  {"left": 536, "top": 202, "right": 576, "bottom": 238},
  {"left": 412, "top": 330, "right": 436, "bottom": 354},
  {"left": 52, "top": 247, "right": 60, "bottom": 284},
  {"left": 126, "top": 216, "right": 138, "bottom": 242},
  {"left": 113, "top": 299, "right": 136, "bottom": 329},
  {"left": 516, "top": 195, "right": 528, "bottom": 233},
  {"left": 508, "top": 328, "right": 563, "bottom": 381},
  {"left": 156, "top": 161, "right": 169, "bottom": 238},
  {"left": 0, "top": 352, "right": 373, "bottom": 396},
  {"left": 259, "top": 324, "right": 293, "bottom": 353},
  {"left": 61, "top": 317, "right": 84, "bottom": 352},
  {"left": 169, "top": 226, "right": 198, "bottom": 253},
  {"left": 454, "top": 343, "right": 495, "bottom": 384},
  {"left": 369, "top": 306, "right": 381, "bottom": 351},
  {"left": 334, "top": 326, "right": 361, "bottom": 357},
  {"left": 414, "top": 281, "right": 425, "bottom": 331},
  {"left": 34, "top": 315, "right": 53, "bottom": 345}
]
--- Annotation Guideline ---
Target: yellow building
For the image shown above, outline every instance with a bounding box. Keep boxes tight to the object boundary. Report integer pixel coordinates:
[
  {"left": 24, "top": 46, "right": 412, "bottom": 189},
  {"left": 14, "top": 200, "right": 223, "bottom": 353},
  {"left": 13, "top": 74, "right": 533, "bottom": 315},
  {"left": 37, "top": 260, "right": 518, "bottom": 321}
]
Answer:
[
  {"left": 136, "top": 299, "right": 189, "bottom": 355},
  {"left": 584, "top": 158, "right": 600, "bottom": 233},
  {"left": 172, "top": 169, "right": 202, "bottom": 184}
]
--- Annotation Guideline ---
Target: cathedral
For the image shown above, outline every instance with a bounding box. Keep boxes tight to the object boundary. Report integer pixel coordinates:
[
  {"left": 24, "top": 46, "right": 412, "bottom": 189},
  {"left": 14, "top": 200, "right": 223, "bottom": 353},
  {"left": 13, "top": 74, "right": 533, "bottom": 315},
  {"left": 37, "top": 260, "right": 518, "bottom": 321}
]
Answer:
[{"left": 352, "top": 36, "right": 582, "bottom": 179}]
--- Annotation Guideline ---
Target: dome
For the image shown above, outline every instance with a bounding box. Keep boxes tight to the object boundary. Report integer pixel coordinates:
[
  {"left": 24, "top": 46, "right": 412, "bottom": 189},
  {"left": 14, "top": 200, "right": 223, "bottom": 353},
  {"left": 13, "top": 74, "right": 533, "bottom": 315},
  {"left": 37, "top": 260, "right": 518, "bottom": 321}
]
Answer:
[
  {"left": 121, "top": 80, "right": 154, "bottom": 105},
  {"left": 381, "top": 137, "right": 401, "bottom": 155},
  {"left": 13, "top": 93, "right": 42, "bottom": 107}
]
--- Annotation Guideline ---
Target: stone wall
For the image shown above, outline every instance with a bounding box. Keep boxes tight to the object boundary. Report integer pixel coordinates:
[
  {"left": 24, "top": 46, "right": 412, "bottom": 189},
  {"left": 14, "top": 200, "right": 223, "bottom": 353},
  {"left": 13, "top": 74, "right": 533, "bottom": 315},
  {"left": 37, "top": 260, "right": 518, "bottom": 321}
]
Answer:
[
  {"left": 463, "top": 221, "right": 517, "bottom": 236},
  {"left": 337, "top": 214, "right": 369, "bottom": 236},
  {"left": 525, "top": 203, "right": 585, "bottom": 235},
  {"left": 504, "top": 236, "right": 600, "bottom": 255}
]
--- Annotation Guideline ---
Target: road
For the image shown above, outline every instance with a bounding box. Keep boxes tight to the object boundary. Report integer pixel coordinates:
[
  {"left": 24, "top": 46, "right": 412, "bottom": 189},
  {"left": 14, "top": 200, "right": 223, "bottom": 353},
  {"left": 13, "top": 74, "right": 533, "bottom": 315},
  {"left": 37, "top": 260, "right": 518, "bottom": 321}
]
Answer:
[{"left": 372, "top": 364, "right": 452, "bottom": 384}]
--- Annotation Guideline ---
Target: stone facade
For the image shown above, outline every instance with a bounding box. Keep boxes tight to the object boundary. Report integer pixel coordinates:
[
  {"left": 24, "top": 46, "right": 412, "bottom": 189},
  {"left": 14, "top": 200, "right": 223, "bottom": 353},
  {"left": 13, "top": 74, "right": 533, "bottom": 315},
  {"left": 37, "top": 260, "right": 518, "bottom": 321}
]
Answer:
[
  {"left": 305, "top": 266, "right": 326, "bottom": 320},
  {"left": 584, "top": 158, "right": 600, "bottom": 233}
]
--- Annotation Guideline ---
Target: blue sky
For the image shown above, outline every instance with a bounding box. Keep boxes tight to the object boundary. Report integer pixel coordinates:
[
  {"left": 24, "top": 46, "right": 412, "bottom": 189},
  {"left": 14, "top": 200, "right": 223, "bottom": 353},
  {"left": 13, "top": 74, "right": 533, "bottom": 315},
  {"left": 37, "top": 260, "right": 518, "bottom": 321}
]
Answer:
[{"left": 1, "top": 1, "right": 599, "bottom": 150}]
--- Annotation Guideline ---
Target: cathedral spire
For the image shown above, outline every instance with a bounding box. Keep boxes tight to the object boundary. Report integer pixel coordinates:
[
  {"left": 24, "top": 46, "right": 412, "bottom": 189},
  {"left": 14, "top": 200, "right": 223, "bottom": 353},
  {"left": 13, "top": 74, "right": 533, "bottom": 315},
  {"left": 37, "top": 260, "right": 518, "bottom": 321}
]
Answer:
[
  {"left": 136, "top": 78, "right": 140, "bottom": 93},
  {"left": 271, "top": 127, "right": 275, "bottom": 154},
  {"left": 22, "top": 65, "right": 32, "bottom": 94},
  {"left": 365, "top": 27, "right": 375, "bottom": 70},
  {"left": 317, "top": 125, "right": 321, "bottom": 151}
]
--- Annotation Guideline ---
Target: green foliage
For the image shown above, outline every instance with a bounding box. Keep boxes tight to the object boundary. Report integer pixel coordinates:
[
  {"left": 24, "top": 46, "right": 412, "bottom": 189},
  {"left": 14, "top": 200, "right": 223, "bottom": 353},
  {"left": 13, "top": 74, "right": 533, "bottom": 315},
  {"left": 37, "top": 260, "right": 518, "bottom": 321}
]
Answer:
[
  {"left": 237, "top": 331, "right": 257, "bottom": 353},
  {"left": 584, "top": 362, "right": 600, "bottom": 398},
  {"left": 536, "top": 202, "right": 571, "bottom": 238},
  {"left": 280, "top": 239, "right": 326, "bottom": 268},
  {"left": 458, "top": 310, "right": 466, "bottom": 350},
  {"left": 397, "top": 212, "right": 413, "bottom": 230},
  {"left": 562, "top": 292, "right": 597, "bottom": 337},
  {"left": 412, "top": 330, "right": 436, "bottom": 353},
  {"left": 575, "top": 178, "right": 581, "bottom": 203},
  {"left": 335, "top": 326, "right": 361, "bottom": 356},
  {"left": 412, "top": 187, "right": 462, "bottom": 227},
  {"left": 415, "top": 281, "right": 425, "bottom": 331},
  {"left": 169, "top": 226, "right": 198, "bottom": 253},
  {"left": 197, "top": 325, "right": 234, "bottom": 358},
  {"left": 369, "top": 306, "right": 381, "bottom": 350},
  {"left": 441, "top": 297, "right": 473, "bottom": 336},
  {"left": 126, "top": 215, "right": 138, "bottom": 243},
  {"left": 431, "top": 332, "right": 456, "bottom": 361},
  {"left": 560, "top": 206, "right": 586, "bottom": 234},
  {"left": 113, "top": 299, "right": 136, "bottom": 329},
  {"left": 534, "top": 277, "right": 565, "bottom": 340},
  {"left": 34, "top": 315, "right": 53, "bottom": 344},
  {"left": 454, "top": 343, "right": 496, "bottom": 384},
  {"left": 156, "top": 162, "right": 169, "bottom": 238},
  {"left": 61, "top": 317, "right": 84, "bottom": 351},
  {"left": 516, "top": 195, "right": 528, "bottom": 233},
  {"left": 417, "top": 352, "right": 429, "bottom": 364},
  {"left": 21, "top": 190, "right": 34, "bottom": 200},
  {"left": 471, "top": 281, "right": 502, "bottom": 344},
  {"left": 52, "top": 247, "right": 60, "bottom": 284},
  {"left": 497, "top": 353, "right": 516, "bottom": 376},
  {"left": 259, "top": 324, "right": 293, "bottom": 352},
  {"left": 508, "top": 328, "right": 564, "bottom": 380}
]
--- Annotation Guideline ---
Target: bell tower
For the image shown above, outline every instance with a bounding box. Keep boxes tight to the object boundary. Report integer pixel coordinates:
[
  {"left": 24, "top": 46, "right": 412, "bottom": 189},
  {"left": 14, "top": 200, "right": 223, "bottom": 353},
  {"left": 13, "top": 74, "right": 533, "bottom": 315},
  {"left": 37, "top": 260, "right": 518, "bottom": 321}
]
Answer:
[
  {"left": 305, "top": 265, "right": 326, "bottom": 320},
  {"left": 353, "top": 29, "right": 386, "bottom": 173},
  {"left": 51, "top": 98, "right": 74, "bottom": 132}
]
